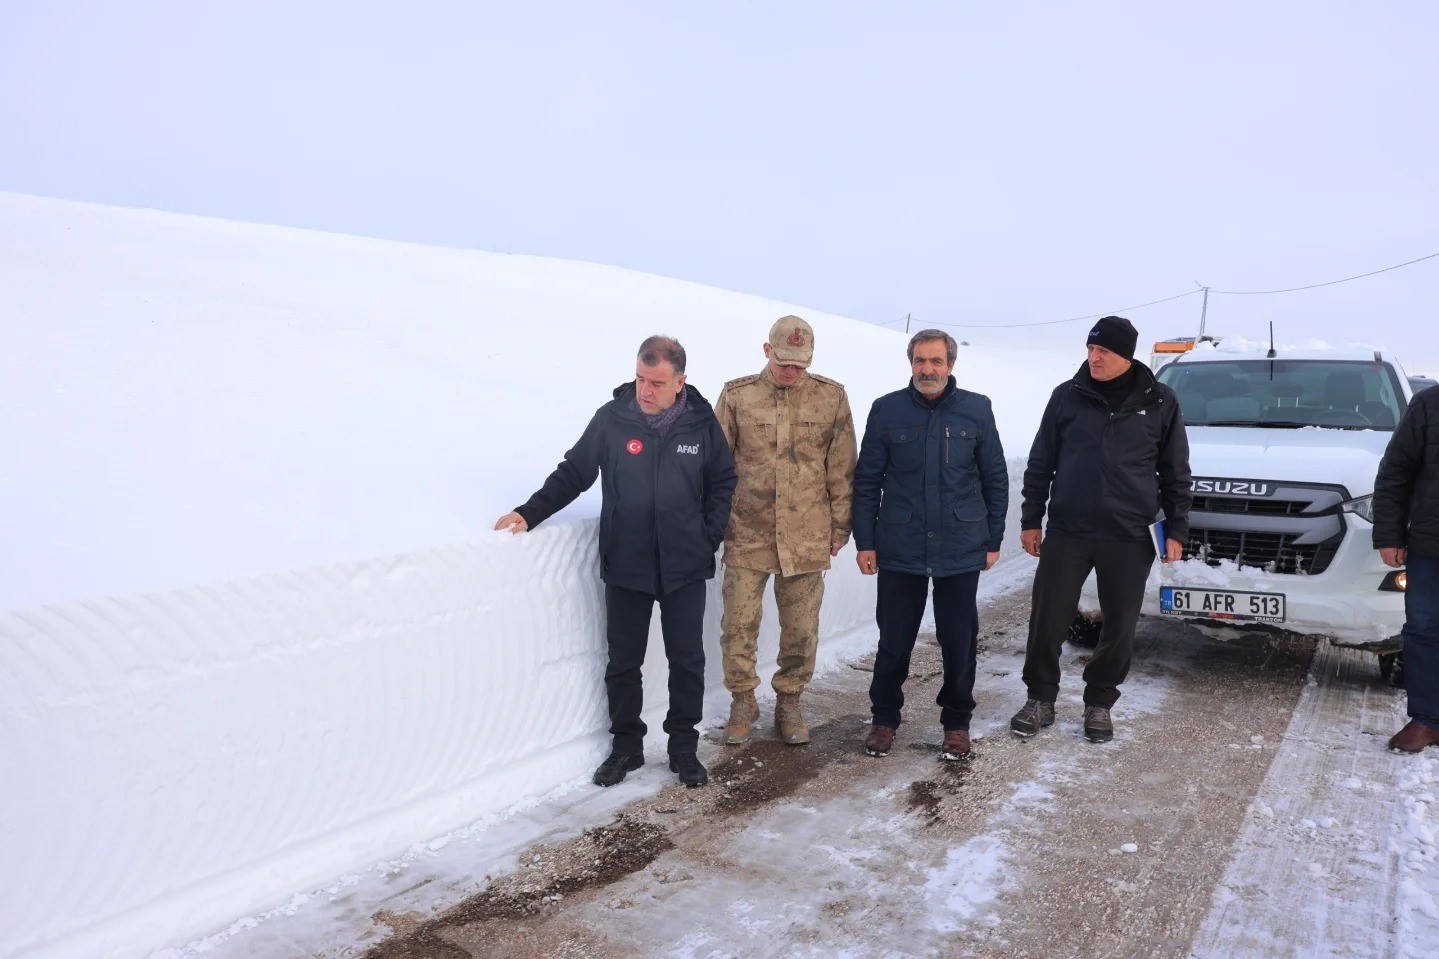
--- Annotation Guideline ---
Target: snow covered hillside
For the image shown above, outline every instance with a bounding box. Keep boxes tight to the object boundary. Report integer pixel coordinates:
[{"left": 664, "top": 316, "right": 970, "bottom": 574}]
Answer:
[
  {"left": 0, "top": 194, "right": 1079, "bottom": 959},
  {"left": 0, "top": 194, "right": 1073, "bottom": 612}
]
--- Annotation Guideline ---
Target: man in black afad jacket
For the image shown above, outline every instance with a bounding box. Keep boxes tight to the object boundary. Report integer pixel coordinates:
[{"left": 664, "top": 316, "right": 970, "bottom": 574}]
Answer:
[
  {"left": 1012, "top": 316, "right": 1192, "bottom": 743},
  {"left": 1373, "top": 382, "right": 1439, "bottom": 753},
  {"left": 495, "top": 336, "right": 737, "bottom": 788}
]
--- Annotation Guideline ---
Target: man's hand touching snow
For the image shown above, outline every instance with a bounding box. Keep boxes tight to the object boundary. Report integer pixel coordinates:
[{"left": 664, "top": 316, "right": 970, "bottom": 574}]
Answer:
[{"left": 494, "top": 511, "right": 529, "bottom": 534}]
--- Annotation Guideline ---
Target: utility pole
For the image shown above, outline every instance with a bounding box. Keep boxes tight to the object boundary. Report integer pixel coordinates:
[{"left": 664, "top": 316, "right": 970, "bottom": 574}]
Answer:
[
  {"left": 1197, "top": 286, "right": 1210, "bottom": 341},
  {"left": 904, "top": 312, "right": 911, "bottom": 333}
]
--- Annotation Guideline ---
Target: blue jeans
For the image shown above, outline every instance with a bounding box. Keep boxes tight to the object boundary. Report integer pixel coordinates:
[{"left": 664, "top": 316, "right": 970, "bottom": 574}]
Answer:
[
  {"left": 1405, "top": 551, "right": 1439, "bottom": 730},
  {"left": 869, "top": 570, "right": 981, "bottom": 731}
]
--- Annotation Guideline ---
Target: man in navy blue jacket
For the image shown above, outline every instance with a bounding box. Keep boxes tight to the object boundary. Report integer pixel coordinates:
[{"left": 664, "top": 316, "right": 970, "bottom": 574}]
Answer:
[
  {"left": 495, "top": 335, "right": 737, "bottom": 788},
  {"left": 852, "top": 329, "right": 1009, "bottom": 761}
]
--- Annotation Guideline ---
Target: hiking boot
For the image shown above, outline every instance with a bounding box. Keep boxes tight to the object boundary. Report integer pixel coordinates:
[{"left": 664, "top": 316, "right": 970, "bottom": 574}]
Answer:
[
  {"left": 723, "top": 691, "right": 758, "bottom": 745},
  {"left": 864, "top": 725, "right": 895, "bottom": 757},
  {"left": 1084, "top": 706, "right": 1114, "bottom": 743},
  {"left": 1009, "top": 699, "right": 1055, "bottom": 737},
  {"left": 1389, "top": 720, "right": 1439, "bottom": 753},
  {"left": 775, "top": 692, "right": 810, "bottom": 745},
  {"left": 941, "top": 729, "right": 972, "bottom": 761},
  {"left": 592, "top": 752, "right": 643, "bottom": 787},
  {"left": 669, "top": 753, "right": 709, "bottom": 788}
]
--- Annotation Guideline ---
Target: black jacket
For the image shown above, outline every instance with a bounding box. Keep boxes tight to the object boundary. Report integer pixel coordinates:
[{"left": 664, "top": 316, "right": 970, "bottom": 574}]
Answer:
[
  {"left": 1373, "top": 385, "right": 1439, "bottom": 556},
  {"left": 516, "top": 383, "right": 738, "bottom": 594},
  {"left": 852, "top": 377, "right": 1010, "bottom": 576},
  {"left": 1021, "top": 361, "right": 1192, "bottom": 543}
]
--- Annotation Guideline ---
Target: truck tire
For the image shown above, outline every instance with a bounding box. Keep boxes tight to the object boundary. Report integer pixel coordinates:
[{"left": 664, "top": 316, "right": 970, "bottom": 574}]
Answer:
[
  {"left": 1066, "top": 613, "right": 1102, "bottom": 649},
  {"left": 1378, "top": 651, "right": 1404, "bottom": 689}
]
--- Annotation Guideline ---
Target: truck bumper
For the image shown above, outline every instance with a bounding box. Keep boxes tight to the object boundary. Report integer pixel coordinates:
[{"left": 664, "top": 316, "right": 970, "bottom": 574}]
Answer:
[{"left": 1078, "top": 517, "right": 1405, "bottom": 645}]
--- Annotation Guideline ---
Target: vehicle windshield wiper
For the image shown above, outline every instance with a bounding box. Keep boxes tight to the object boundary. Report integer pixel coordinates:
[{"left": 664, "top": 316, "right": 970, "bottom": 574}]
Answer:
[{"left": 1197, "top": 420, "right": 1264, "bottom": 427}]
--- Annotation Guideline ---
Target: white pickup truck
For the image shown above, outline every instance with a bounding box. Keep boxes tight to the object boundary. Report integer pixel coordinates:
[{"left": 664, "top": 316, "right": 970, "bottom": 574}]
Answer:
[{"left": 1077, "top": 345, "right": 1414, "bottom": 681}]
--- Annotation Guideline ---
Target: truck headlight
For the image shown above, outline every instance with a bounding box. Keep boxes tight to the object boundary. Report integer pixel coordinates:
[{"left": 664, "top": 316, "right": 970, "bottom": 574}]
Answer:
[{"left": 1342, "top": 495, "right": 1375, "bottom": 523}]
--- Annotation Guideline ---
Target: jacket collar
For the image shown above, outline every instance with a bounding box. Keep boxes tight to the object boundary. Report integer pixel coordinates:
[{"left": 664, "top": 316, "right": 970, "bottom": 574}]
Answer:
[
  {"left": 1071, "top": 360, "right": 1162, "bottom": 413},
  {"left": 610, "top": 381, "right": 714, "bottom": 425},
  {"left": 759, "top": 365, "right": 810, "bottom": 391},
  {"left": 907, "top": 374, "right": 958, "bottom": 409}
]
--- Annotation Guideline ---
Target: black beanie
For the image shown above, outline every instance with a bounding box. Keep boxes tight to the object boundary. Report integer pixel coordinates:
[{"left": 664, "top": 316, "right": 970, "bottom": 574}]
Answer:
[{"left": 1087, "top": 315, "right": 1138, "bottom": 361}]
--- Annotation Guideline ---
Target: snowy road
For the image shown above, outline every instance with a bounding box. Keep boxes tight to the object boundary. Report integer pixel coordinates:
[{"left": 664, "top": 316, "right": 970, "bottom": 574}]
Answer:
[{"left": 170, "top": 579, "right": 1437, "bottom": 959}]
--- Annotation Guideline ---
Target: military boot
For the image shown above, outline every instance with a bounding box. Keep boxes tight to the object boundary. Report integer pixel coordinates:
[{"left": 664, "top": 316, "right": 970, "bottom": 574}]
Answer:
[
  {"left": 775, "top": 692, "right": 810, "bottom": 745},
  {"left": 723, "top": 691, "right": 758, "bottom": 745}
]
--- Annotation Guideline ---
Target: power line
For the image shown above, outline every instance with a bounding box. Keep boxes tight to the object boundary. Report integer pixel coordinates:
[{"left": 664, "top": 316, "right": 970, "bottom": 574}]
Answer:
[
  {"left": 890, "top": 249, "right": 1438, "bottom": 331},
  {"left": 1209, "top": 251, "right": 1439, "bottom": 295},
  {"left": 910, "top": 288, "right": 1200, "bottom": 330}
]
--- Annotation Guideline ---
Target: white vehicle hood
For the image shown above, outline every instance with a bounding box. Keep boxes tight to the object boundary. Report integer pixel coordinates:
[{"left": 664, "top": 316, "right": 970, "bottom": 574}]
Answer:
[{"left": 1185, "top": 426, "right": 1392, "bottom": 498}]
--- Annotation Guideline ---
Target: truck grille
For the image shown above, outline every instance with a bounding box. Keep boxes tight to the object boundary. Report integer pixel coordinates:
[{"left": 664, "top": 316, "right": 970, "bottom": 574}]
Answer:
[
  {"left": 1185, "top": 480, "right": 1349, "bottom": 576},
  {"left": 1183, "top": 529, "right": 1339, "bottom": 575},
  {"left": 1191, "top": 496, "right": 1309, "bottom": 517}
]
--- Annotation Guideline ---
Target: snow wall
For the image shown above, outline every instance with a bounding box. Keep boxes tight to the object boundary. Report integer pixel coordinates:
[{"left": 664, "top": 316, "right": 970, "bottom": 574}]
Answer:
[{"left": 2, "top": 466, "right": 1029, "bottom": 959}]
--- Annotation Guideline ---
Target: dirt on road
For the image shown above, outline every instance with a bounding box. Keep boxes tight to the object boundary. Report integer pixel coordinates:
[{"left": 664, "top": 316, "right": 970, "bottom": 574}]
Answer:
[{"left": 354, "top": 583, "right": 1324, "bottom": 959}]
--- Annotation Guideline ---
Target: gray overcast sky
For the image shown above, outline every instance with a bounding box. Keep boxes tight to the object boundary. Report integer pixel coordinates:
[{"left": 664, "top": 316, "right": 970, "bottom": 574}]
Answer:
[{"left": 3, "top": 1, "right": 1437, "bottom": 371}]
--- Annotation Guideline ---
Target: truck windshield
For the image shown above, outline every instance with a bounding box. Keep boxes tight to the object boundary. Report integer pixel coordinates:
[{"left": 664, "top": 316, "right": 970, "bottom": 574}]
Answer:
[{"left": 1157, "top": 359, "right": 1405, "bottom": 431}]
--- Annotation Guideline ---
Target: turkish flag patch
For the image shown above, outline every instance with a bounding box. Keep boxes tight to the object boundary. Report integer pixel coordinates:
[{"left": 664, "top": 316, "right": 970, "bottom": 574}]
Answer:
[{"left": 626, "top": 439, "right": 644, "bottom": 455}]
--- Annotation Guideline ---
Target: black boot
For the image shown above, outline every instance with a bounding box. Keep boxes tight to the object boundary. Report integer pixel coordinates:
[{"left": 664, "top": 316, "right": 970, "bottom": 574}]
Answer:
[
  {"left": 593, "top": 751, "right": 643, "bottom": 787},
  {"left": 669, "top": 753, "right": 709, "bottom": 788}
]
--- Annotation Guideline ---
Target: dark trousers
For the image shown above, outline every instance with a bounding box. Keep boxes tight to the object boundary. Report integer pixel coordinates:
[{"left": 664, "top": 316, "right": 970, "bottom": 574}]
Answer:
[
  {"left": 1404, "top": 551, "right": 1439, "bottom": 730},
  {"left": 604, "top": 580, "right": 706, "bottom": 756},
  {"left": 1022, "top": 532, "right": 1154, "bottom": 709},
  {"left": 869, "top": 569, "right": 982, "bottom": 731}
]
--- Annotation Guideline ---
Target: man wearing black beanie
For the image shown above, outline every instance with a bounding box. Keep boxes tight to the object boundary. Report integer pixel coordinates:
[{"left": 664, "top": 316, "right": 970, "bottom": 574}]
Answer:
[{"left": 1011, "top": 316, "right": 1193, "bottom": 743}]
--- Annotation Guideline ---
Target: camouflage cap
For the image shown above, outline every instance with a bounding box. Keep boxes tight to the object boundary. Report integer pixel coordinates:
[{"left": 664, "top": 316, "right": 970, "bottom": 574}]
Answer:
[{"left": 768, "top": 315, "right": 814, "bottom": 368}]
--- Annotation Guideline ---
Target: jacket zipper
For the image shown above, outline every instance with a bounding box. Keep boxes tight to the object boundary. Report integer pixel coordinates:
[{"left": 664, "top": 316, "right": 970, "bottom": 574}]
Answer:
[
  {"left": 1078, "top": 386, "right": 1153, "bottom": 422},
  {"left": 1077, "top": 382, "right": 1160, "bottom": 498},
  {"left": 653, "top": 423, "right": 664, "bottom": 591},
  {"left": 945, "top": 424, "right": 951, "bottom": 463}
]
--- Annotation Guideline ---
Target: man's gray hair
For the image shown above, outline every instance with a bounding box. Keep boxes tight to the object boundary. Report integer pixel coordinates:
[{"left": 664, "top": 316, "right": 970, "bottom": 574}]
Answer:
[
  {"left": 907, "top": 328, "right": 959, "bottom": 366},
  {"left": 638, "top": 335, "right": 687, "bottom": 375}
]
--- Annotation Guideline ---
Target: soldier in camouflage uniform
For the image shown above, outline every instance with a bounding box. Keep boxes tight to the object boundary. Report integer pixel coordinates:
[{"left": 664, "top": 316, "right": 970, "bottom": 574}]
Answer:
[{"left": 714, "top": 315, "right": 858, "bottom": 745}]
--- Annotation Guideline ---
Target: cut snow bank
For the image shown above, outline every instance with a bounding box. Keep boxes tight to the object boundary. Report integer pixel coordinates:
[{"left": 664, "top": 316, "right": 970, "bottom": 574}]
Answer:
[
  {"left": 0, "top": 194, "right": 1077, "bottom": 959},
  {"left": 1, "top": 525, "right": 878, "bottom": 959}
]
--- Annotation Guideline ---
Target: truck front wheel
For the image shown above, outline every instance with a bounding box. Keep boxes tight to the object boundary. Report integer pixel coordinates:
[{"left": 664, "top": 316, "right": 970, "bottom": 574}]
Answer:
[
  {"left": 1066, "top": 613, "right": 1102, "bottom": 649},
  {"left": 1378, "top": 651, "right": 1405, "bottom": 689}
]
